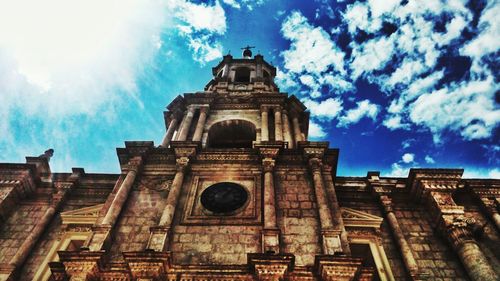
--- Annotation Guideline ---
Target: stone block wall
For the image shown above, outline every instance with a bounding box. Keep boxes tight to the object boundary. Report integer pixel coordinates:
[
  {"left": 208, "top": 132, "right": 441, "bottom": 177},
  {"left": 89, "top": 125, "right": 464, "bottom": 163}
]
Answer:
[
  {"left": 109, "top": 187, "right": 168, "bottom": 261},
  {"left": 275, "top": 167, "right": 321, "bottom": 266},
  {"left": 392, "top": 203, "right": 470, "bottom": 281},
  {"left": 0, "top": 201, "right": 48, "bottom": 264},
  {"left": 18, "top": 185, "right": 112, "bottom": 280},
  {"left": 170, "top": 225, "right": 261, "bottom": 264},
  {"left": 340, "top": 198, "right": 409, "bottom": 280}
]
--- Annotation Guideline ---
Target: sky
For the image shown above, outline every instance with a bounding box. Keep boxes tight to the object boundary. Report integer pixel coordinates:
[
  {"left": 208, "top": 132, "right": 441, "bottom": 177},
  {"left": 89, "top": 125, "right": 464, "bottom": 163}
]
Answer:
[{"left": 0, "top": 0, "right": 498, "bottom": 178}]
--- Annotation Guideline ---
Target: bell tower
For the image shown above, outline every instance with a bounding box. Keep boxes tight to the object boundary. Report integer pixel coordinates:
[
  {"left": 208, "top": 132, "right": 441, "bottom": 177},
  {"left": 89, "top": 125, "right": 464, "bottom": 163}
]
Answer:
[
  {"left": 161, "top": 49, "right": 309, "bottom": 149},
  {"left": 149, "top": 49, "right": 358, "bottom": 279}
]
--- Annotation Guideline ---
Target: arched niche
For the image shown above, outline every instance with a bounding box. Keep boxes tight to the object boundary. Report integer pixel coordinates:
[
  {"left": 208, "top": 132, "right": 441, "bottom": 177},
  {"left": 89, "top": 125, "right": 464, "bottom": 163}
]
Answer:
[
  {"left": 234, "top": 67, "right": 251, "bottom": 83},
  {"left": 207, "top": 119, "right": 256, "bottom": 148}
]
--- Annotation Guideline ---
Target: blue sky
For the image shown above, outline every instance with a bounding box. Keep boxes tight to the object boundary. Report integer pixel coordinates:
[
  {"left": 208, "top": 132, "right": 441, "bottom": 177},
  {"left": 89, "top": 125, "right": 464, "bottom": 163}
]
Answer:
[{"left": 0, "top": 0, "right": 498, "bottom": 178}]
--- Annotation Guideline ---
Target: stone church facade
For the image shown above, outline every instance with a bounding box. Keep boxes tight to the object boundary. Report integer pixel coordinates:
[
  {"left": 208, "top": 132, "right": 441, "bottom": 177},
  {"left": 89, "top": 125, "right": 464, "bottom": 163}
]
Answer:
[{"left": 0, "top": 51, "right": 499, "bottom": 281}]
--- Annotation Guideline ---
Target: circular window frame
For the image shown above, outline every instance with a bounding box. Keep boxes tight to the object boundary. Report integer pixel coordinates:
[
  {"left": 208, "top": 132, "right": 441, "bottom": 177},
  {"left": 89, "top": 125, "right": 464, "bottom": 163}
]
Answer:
[{"left": 200, "top": 182, "right": 250, "bottom": 215}]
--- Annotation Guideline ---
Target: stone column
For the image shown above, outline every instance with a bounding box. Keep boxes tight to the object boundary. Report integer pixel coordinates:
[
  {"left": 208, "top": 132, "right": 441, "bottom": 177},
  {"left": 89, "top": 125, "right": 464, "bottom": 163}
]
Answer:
[
  {"left": 292, "top": 115, "right": 303, "bottom": 144},
  {"left": 409, "top": 170, "right": 498, "bottom": 281},
  {"left": 281, "top": 110, "right": 293, "bottom": 148},
  {"left": 9, "top": 179, "right": 78, "bottom": 276},
  {"left": 4, "top": 171, "right": 80, "bottom": 280},
  {"left": 477, "top": 196, "right": 500, "bottom": 231},
  {"left": 176, "top": 106, "right": 196, "bottom": 141},
  {"left": 379, "top": 194, "right": 419, "bottom": 277},
  {"left": 444, "top": 216, "right": 498, "bottom": 281},
  {"left": 323, "top": 170, "right": 350, "bottom": 254},
  {"left": 260, "top": 106, "right": 269, "bottom": 141},
  {"left": 261, "top": 158, "right": 280, "bottom": 253},
  {"left": 147, "top": 157, "right": 189, "bottom": 251},
  {"left": 192, "top": 106, "right": 209, "bottom": 142},
  {"left": 308, "top": 157, "right": 341, "bottom": 254},
  {"left": 102, "top": 157, "right": 142, "bottom": 225},
  {"left": 160, "top": 116, "right": 179, "bottom": 147},
  {"left": 274, "top": 107, "right": 283, "bottom": 141}
]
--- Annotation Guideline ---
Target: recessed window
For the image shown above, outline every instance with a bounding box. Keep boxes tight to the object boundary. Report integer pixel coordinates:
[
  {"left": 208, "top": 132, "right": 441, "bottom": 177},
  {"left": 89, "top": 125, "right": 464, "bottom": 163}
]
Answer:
[
  {"left": 201, "top": 182, "right": 248, "bottom": 213},
  {"left": 208, "top": 120, "right": 256, "bottom": 148},
  {"left": 234, "top": 67, "right": 250, "bottom": 83}
]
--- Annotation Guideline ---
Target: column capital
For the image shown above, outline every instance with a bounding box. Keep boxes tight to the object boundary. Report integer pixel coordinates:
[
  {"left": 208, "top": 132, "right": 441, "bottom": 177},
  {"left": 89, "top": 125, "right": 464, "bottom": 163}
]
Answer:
[
  {"left": 260, "top": 105, "right": 270, "bottom": 113},
  {"left": 272, "top": 105, "right": 282, "bottom": 111},
  {"left": 262, "top": 158, "right": 275, "bottom": 173},
  {"left": 126, "top": 156, "right": 143, "bottom": 173},
  {"left": 442, "top": 215, "right": 476, "bottom": 249},
  {"left": 186, "top": 105, "right": 197, "bottom": 113},
  {"left": 308, "top": 157, "right": 322, "bottom": 173},
  {"left": 170, "top": 108, "right": 184, "bottom": 119},
  {"left": 199, "top": 105, "right": 210, "bottom": 114},
  {"left": 175, "top": 157, "right": 190, "bottom": 173},
  {"left": 378, "top": 194, "right": 394, "bottom": 213}
]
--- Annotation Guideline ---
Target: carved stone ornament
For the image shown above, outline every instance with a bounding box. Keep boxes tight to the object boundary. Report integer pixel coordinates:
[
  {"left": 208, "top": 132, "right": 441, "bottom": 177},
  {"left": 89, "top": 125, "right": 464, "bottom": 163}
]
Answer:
[
  {"left": 123, "top": 251, "right": 171, "bottom": 279},
  {"left": 175, "top": 157, "right": 190, "bottom": 172},
  {"left": 262, "top": 158, "right": 275, "bottom": 173},
  {"left": 314, "top": 255, "right": 363, "bottom": 281},
  {"left": 308, "top": 157, "right": 322, "bottom": 173},
  {"left": 60, "top": 204, "right": 104, "bottom": 225},
  {"left": 248, "top": 253, "right": 294, "bottom": 281},
  {"left": 340, "top": 208, "right": 384, "bottom": 229}
]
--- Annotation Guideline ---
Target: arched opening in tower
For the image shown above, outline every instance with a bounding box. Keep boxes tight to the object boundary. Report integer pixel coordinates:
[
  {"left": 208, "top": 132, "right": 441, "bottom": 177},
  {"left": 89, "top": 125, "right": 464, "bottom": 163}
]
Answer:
[
  {"left": 234, "top": 67, "right": 251, "bottom": 83},
  {"left": 208, "top": 120, "right": 256, "bottom": 148},
  {"left": 263, "top": 70, "right": 271, "bottom": 86}
]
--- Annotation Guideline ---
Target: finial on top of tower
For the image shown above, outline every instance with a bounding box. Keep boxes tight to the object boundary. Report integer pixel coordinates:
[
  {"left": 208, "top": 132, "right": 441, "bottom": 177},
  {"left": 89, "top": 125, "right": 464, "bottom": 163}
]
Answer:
[{"left": 241, "top": 45, "right": 255, "bottom": 59}]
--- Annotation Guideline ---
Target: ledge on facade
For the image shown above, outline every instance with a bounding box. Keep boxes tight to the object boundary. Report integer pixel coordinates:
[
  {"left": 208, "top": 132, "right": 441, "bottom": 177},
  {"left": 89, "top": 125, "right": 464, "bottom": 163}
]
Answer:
[{"left": 116, "top": 141, "right": 155, "bottom": 166}]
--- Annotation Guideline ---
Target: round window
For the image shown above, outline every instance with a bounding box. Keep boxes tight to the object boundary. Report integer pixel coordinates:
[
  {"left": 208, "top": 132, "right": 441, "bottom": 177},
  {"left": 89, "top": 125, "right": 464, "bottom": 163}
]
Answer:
[{"left": 200, "top": 182, "right": 248, "bottom": 213}]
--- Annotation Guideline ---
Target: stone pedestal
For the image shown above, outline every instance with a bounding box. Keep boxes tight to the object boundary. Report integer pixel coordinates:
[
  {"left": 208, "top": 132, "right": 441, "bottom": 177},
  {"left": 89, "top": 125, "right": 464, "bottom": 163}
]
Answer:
[
  {"left": 248, "top": 253, "right": 294, "bottom": 281},
  {"left": 314, "top": 255, "right": 363, "bottom": 281},
  {"left": 123, "top": 251, "right": 171, "bottom": 281}
]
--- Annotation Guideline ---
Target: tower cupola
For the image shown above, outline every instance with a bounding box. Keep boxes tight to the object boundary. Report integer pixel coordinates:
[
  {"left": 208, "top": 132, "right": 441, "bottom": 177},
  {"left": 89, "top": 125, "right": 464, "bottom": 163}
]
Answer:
[{"left": 204, "top": 49, "right": 278, "bottom": 92}]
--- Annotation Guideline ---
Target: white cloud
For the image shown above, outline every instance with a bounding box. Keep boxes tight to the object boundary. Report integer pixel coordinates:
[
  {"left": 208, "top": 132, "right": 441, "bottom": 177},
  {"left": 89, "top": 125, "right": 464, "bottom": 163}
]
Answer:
[
  {"left": 281, "top": 11, "right": 345, "bottom": 75},
  {"left": 489, "top": 169, "right": 500, "bottom": 179},
  {"left": 338, "top": 99, "right": 380, "bottom": 127},
  {"left": 172, "top": 0, "right": 227, "bottom": 64},
  {"left": 280, "top": 1, "right": 499, "bottom": 142},
  {"left": 424, "top": 155, "right": 435, "bottom": 164},
  {"left": 0, "top": 0, "right": 236, "bottom": 170},
  {"left": 463, "top": 168, "right": 500, "bottom": 179},
  {"left": 461, "top": 1, "right": 500, "bottom": 65},
  {"left": 222, "top": 0, "right": 241, "bottom": 9},
  {"left": 222, "top": 0, "right": 266, "bottom": 10},
  {"left": 383, "top": 115, "right": 410, "bottom": 130},
  {"left": 350, "top": 36, "right": 394, "bottom": 80},
  {"left": 402, "top": 153, "right": 414, "bottom": 163},
  {"left": 303, "top": 98, "right": 343, "bottom": 120},
  {"left": 174, "top": 0, "right": 226, "bottom": 33},
  {"left": 386, "top": 163, "right": 408, "bottom": 177},
  {"left": 0, "top": 0, "right": 169, "bottom": 118},
  {"left": 409, "top": 77, "right": 500, "bottom": 141},
  {"left": 308, "top": 121, "right": 327, "bottom": 138},
  {"left": 401, "top": 139, "right": 414, "bottom": 149}
]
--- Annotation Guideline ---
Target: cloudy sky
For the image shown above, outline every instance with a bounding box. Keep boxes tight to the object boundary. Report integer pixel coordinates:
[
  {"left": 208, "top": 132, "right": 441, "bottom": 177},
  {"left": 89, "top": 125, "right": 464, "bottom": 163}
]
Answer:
[{"left": 0, "top": 0, "right": 498, "bottom": 178}]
